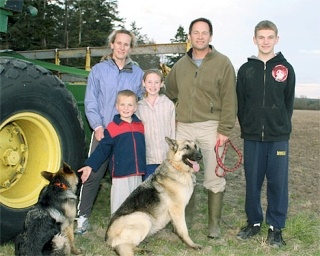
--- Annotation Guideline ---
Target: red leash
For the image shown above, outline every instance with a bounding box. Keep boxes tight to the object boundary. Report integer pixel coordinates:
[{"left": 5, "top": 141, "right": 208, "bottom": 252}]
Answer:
[{"left": 215, "top": 139, "right": 243, "bottom": 177}]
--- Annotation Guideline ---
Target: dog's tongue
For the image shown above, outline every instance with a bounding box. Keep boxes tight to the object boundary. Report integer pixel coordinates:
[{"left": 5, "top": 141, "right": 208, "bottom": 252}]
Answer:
[{"left": 188, "top": 159, "right": 200, "bottom": 172}]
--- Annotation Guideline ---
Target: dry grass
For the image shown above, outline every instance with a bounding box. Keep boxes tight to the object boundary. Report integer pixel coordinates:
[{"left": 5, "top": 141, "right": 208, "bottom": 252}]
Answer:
[{"left": 1, "top": 110, "right": 319, "bottom": 256}]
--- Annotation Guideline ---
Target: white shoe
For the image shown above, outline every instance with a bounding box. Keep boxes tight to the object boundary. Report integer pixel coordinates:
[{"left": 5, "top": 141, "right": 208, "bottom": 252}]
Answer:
[{"left": 74, "top": 215, "right": 90, "bottom": 235}]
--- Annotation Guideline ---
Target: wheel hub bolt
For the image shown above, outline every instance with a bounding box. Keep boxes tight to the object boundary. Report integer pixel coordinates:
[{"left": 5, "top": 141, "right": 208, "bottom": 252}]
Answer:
[{"left": 3, "top": 149, "right": 20, "bottom": 166}]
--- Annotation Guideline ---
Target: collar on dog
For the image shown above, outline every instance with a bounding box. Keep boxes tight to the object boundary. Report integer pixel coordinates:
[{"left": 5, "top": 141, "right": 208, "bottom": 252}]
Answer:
[
  {"left": 169, "top": 160, "right": 185, "bottom": 171},
  {"left": 54, "top": 182, "right": 68, "bottom": 190}
]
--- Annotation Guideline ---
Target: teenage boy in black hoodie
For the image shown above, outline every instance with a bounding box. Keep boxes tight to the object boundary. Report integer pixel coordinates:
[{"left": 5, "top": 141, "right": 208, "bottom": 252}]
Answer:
[{"left": 236, "top": 20, "right": 295, "bottom": 248}]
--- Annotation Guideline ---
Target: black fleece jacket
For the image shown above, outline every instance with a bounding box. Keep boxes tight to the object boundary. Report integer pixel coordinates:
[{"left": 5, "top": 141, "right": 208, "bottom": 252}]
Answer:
[{"left": 236, "top": 52, "right": 296, "bottom": 141}]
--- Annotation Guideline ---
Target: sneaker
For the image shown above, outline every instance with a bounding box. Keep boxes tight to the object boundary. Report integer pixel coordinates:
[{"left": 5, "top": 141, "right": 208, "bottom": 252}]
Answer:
[
  {"left": 266, "top": 228, "right": 286, "bottom": 248},
  {"left": 74, "top": 215, "right": 90, "bottom": 235},
  {"left": 236, "top": 224, "right": 261, "bottom": 240}
]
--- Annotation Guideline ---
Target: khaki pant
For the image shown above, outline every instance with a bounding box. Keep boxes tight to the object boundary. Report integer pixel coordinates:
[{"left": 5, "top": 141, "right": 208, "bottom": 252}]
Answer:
[{"left": 176, "top": 121, "right": 226, "bottom": 193}]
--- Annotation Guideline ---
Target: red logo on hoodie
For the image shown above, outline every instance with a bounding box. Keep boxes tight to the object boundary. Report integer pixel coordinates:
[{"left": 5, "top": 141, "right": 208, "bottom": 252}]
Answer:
[{"left": 272, "top": 65, "right": 288, "bottom": 82}]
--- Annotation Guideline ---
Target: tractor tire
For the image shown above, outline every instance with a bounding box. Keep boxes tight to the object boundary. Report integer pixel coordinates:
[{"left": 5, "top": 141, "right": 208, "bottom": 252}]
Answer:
[{"left": 0, "top": 57, "right": 86, "bottom": 243}]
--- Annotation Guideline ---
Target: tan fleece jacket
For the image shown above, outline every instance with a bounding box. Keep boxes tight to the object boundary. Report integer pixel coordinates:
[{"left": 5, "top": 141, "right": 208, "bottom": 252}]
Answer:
[{"left": 165, "top": 46, "right": 237, "bottom": 136}]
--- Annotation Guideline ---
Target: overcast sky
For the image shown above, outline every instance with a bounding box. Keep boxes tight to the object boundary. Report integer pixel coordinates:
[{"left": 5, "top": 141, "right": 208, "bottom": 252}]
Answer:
[{"left": 118, "top": 0, "right": 320, "bottom": 99}]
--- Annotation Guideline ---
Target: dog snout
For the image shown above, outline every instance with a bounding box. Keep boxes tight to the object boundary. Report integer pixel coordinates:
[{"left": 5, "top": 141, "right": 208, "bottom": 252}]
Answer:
[
  {"left": 196, "top": 153, "right": 203, "bottom": 161},
  {"left": 193, "top": 149, "right": 203, "bottom": 161}
]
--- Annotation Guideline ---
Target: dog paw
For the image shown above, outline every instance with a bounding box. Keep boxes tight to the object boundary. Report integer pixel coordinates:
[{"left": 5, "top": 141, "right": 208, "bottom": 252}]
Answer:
[
  {"left": 71, "top": 247, "right": 82, "bottom": 255},
  {"left": 52, "top": 233, "right": 68, "bottom": 250},
  {"left": 135, "top": 247, "right": 152, "bottom": 255},
  {"left": 191, "top": 243, "right": 202, "bottom": 250}
]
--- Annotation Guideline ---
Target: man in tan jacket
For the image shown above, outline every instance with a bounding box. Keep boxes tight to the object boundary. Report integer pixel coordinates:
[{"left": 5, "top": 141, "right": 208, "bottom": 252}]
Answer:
[{"left": 165, "top": 17, "right": 237, "bottom": 239}]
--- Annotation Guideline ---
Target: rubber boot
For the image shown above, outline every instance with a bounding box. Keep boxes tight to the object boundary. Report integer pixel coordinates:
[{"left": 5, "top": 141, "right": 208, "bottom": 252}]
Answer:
[
  {"left": 208, "top": 191, "right": 224, "bottom": 239},
  {"left": 185, "top": 186, "right": 198, "bottom": 229}
]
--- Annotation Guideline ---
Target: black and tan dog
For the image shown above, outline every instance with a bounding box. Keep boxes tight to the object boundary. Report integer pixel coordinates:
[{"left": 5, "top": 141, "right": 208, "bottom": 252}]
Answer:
[
  {"left": 105, "top": 137, "right": 203, "bottom": 256},
  {"left": 15, "top": 162, "right": 81, "bottom": 255}
]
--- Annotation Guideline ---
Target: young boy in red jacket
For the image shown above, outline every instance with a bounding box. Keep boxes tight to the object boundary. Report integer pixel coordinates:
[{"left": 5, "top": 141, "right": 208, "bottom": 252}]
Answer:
[{"left": 78, "top": 89, "right": 146, "bottom": 215}]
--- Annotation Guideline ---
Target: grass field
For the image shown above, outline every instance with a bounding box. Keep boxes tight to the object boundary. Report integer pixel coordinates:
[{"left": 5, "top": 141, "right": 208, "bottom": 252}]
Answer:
[{"left": 1, "top": 110, "right": 319, "bottom": 256}]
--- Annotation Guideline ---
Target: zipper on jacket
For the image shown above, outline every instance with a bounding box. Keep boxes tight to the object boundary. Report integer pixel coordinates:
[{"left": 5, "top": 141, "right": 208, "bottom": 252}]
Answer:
[
  {"left": 262, "top": 63, "right": 266, "bottom": 141},
  {"left": 210, "top": 102, "right": 214, "bottom": 113},
  {"left": 131, "top": 124, "right": 140, "bottom": 174},
  {"left": 189, "top": 70, "right": 198, "bottom": 122}
]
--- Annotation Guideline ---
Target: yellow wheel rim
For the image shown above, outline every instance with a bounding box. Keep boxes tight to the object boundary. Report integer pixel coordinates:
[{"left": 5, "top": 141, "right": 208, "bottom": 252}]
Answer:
[{"left": 0, "top": 112, "right": 61, "bottom": 208}]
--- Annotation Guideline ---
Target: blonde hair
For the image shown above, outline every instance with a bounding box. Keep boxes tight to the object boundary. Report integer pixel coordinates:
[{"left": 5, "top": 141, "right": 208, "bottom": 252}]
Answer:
[
  {"left": 108, "top": 29, "right": 137, "bottom": 48},
  {"left": 100, "top": 29, "right": 136, "bottom": 62},
  {"left": 116, "top": 89, "right": 138, "bottom": 103},
  {"left": 143, "top": 69, "right": 166, "bottom": 95},
  {"left": 143, "top": 69, "right": 164, "bottom": 82}
]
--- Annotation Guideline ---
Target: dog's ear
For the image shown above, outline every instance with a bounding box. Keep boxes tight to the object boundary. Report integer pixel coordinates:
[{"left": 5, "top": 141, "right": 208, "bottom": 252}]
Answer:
[
  {"left": 165, "top": 137, "right": 178, "bottom": 151},
  {"left": 41, "top": 171, "right": 54, "bottom": 182},
  {"left": 62, "top": 162, "right": 73, "bottom": 174}
]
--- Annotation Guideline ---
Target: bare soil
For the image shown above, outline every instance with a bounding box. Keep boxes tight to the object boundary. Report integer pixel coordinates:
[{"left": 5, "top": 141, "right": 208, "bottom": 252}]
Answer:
[
  {"left": 1, "top": 110, "right": 319, "bottom": 255},
  {"left": 85, "top": 109, "right": 320, "bottom": 255},
  {"left": 88, "top": 110, "right": 320, "bottom": 255},
  {"left": 226, "top": 109, "right": 320, "bottom": 217}
]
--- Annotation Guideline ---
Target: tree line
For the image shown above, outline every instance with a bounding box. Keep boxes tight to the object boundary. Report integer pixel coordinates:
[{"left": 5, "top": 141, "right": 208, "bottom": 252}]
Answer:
[
  {"left": 294, "top": 98, "right": 319, "bottom": 110},
  {"left": 2, "top": 0, "right": 121, "bottom": 50},
  {"left": 0, "top": 0, "right": 187, "bottom": 70},
  {"left": 1, "top": 0, "right": 318, "bottom": 109}
]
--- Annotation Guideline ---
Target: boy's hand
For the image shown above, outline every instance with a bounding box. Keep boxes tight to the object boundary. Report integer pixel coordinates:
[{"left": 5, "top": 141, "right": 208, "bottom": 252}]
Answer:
[{"left": 78, "top": 166, "right": 92, "bottom": 183}]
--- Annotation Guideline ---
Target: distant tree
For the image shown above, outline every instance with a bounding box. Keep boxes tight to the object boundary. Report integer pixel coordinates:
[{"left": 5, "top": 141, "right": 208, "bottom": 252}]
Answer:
[
  {"left": 130, "top": 21, "right": 151, "bottom": 44},
  {"left": 294, "top": 97, "right": 320, "bottom": 110},
  {"left": 171, "top": 25, "right": 188, "bottom": 43},
  {"left": 129, "top": 21, "right": 160, "bottom": 71},
  {"left": 4, "top": 0, "right": 65, "bottom": 50},
  {"left": 67, "top": 0, "right": 123, "bottom": 47},
  {"left": 165, "top": 25, "right": 188, "bottom": 67},
  {"left": 2, "top": 0, "right": 123, "bottom": 50}
]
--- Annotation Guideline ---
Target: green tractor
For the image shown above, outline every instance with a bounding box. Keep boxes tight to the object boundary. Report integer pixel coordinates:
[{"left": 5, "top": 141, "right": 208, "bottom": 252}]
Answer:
[{"left": 0, "top": 0, "right": 88, "bottom": 243}]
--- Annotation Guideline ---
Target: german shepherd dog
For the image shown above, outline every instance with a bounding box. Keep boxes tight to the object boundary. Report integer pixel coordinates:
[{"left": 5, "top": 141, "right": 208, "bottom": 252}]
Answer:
[
  {"left": 105, "top": 137, "right": 203, "bottom": 256},
  {"left": 15, "top": 162, "right": 81, "bottom": 255}
]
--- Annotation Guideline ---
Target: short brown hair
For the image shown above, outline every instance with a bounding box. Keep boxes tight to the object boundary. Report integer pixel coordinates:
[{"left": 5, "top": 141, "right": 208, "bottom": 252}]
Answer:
[
  {"left": 254, "top": 20, "right": 278, "bottom": 37},
  {"left": 189, "top": 17, "right": 213, "bottom": 36}
]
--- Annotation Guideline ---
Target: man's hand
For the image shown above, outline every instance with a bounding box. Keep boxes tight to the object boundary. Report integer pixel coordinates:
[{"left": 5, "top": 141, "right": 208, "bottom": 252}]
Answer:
[{"left": 217, "top": 133, "right": 229, "bottom": 146}]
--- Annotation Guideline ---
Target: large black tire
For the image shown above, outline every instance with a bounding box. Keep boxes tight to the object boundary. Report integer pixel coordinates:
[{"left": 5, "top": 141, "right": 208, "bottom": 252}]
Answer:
[{"left": 0, "top": 57, "right": 87, "bottom": 243}]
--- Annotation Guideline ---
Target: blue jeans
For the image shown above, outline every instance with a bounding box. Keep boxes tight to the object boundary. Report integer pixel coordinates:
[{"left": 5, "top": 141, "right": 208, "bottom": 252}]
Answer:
[{"left": 244, "top": 140, "right": 289, "bottom": 229}]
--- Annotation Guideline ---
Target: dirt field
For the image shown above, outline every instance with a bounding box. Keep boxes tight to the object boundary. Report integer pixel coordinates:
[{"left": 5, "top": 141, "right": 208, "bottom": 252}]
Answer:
[
  {"left": 284, "top": 110, "right": 319, "bottom": 215},
  {"left": 85, "top": 109, "right": 320, "bottom": 255},
  {"left": 1, "top": 109, "right": 319, "bottom": 255},
  {"left": 226, "top": 109, "right": 320, "bottom": 216},
  {"left": 184, "top": 109, "right": 320, "bottom": 255}
]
